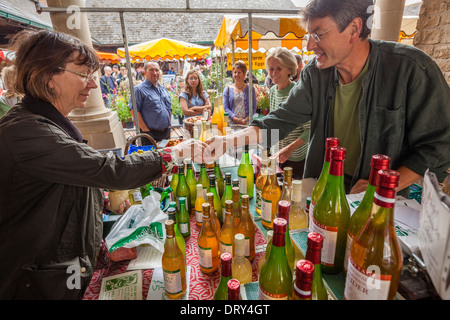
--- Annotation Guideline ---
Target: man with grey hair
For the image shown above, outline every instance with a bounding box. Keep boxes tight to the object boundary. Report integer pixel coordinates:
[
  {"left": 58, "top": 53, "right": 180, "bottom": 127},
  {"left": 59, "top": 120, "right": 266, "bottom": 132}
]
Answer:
[
  {"left": 100, "top": 65, "right": 116, "bottom": 107},
  {"left": 206, "top": 0, "right": 450, "bottom": 197}
]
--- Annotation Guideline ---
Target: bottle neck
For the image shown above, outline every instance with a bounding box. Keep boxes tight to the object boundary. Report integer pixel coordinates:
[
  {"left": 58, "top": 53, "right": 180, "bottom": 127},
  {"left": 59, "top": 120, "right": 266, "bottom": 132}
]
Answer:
[
  {"left": 328, "top": 159, "right": 344, "bottom": 177},
  {"left": 294, "top": 281, "right": 312, "bottom": 300},
  {"left": 305, "top": 248, "right": 321, "bottom": 265},
  {"left": 272, "top": 230, "right": 285, "bottom": 248},
  {"left": 221, "top": 262, "right": 231, "bottom": 278}
]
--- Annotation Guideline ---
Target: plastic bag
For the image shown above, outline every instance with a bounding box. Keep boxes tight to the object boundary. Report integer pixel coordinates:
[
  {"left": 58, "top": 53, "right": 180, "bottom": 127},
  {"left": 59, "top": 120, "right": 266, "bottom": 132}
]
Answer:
[{"left": 105, "top": 190, "right": 168, "bottom": 255}]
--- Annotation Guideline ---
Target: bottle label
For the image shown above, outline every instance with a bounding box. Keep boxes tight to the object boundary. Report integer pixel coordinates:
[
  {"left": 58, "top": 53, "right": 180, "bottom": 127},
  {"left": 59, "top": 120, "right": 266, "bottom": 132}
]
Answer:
[
  {"left": 261, "top": 198, "right": 272, "bottom": 224},
  {"left": 132, "top": 190, "right": 142, "bottom": 202},
  {"left": 344, "top": 257, "right": 391, "bottom": 300},
  {"left": 258, "top": 285, "right": 289, "bottom": 300},
  {"left": 238, "top": 175, "right": 247, "bottom": 194},
  {"left": 163, "top": 268, "right": 183, "bottom": 295},
  {"left": 255, "top": 187, "right": 262, "bottom": 211},
  {"left": 179, "top": 222, "right": 189, "bottom": 234},
  {"left": 220, "top": 241, "right": 233, "bottom": 255},
  {"left": 312, "top": 218, "right": 338, "bottom": 267},
  {"left": 343, "top": 232, "right": 355, "bottom": 273},
  {"left": 195, "top": 210, "right": 202, "bottom": 224},
  {"left": 198, "top": 245, "right": 213, "bottom": 269}
]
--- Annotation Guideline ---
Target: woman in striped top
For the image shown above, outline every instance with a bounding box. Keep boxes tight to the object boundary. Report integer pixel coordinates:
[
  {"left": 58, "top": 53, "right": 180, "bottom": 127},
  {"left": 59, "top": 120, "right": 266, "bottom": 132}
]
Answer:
[{"left": 266, "top": 48, "right": 310, "bottom": 179}]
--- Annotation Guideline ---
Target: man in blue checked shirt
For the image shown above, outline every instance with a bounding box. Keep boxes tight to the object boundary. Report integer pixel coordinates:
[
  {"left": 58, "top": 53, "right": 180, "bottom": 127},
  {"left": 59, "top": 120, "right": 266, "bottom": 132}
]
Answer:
[{"left": 129, "top": 61, "right": 172, "bottom": 143}]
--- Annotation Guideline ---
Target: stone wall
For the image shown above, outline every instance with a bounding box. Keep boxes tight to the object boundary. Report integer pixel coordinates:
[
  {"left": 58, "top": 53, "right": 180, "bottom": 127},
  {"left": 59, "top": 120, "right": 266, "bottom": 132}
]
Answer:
[{"left": 413, "top": 0, "right": 450, "bottom": 84}]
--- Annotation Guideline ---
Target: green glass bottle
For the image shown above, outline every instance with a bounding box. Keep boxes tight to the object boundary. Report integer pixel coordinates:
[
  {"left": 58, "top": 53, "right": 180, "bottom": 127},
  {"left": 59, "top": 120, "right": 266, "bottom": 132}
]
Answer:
[
  {"left": 312, "top": 147, "right": 350, "bottom": 274},
  {"left": 159, "top": 186, "right": 172, "bottom": 202},
  {"left": 309, "top": 137, "right": 340, "bottom": 231},
  {"left": 344, "top": 154, "right": 391, "bottom": 273},
  {"left": 276, "top": 200, "right": 295, "bottom": 273},
  {"left": 169, "top": 169, "right": 179, "bottom": 202},
  {"left": 258, "top": 217, "right": 293, "bottom": 300},
  {"left": 237, "top": 144, "right": 254, "bottom": 198},
  {"left": 197, "top": 163, "right": 210, "bottom": 200},
  {"left": 178, "top": 197, "right": 191, "bottom": 238},
  {"left": 176, "top": 165, "right": 191, "bottom": 215},
  {"left": 185, "top": 160, "right": 198, "bottom": 215},
  {"left": 305, "top": 232, "right": 328, "bottom": 300},
  {"left": 213, "top": 252, "right": 233, "bottom": 300},
  {"left": 220, "top": 172, "right": 233, "bottom": 224},
  {"left": 167, "top": 206, "right": 186, "bottom": 261},
  {"left": 214, "top": 161, "right": 225, "bottom": 199},
  {"left": 208, "top": 174, "right": 223, "bottom": 225}
]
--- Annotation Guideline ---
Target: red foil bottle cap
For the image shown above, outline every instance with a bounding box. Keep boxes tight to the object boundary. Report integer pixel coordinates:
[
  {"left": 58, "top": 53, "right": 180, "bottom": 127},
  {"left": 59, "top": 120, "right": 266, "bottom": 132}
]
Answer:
[
  {"left": 221, "top": 252, "right": 232, "bottom": 277},
  {"left": 371, "top": 154, "right": 391, "bottom": 170},
  {"left": 331, "top": 147, "right": 346, "bottom": 161},
  {"left": 227, "top": 279, "right": 241, "bottom": 300},
  {"left": 377, "top": 169, "right": 400, "bottom": 189},
  {"left": 227, "top": 278, "right": 240, "bottom": 291},
  {"left": 326, "top": 137, "right": 340, "bottom": 149},
  {"left": 272, "top": 218, "right": 287, "bottom": 246},
  {"left": 277, "top": 200, "right": 291, "bottom": 219},
  {"left": 307, "top": 232, "right": 323, "bottom": 250},
  {"left": 296, "top": 260, "right": 315, "bottom": 282}
]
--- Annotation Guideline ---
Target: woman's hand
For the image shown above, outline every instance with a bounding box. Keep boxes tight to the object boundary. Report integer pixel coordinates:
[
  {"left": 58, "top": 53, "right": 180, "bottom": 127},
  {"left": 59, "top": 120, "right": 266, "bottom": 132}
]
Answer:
[
  {"left": 171, "top": 138, "right": 211, "bottom": 163},
  {"left": 105, "top": 198, "right": 131, "bottom": 214},
  {"left": 233, "top": 117, "right": 246, "bottom": 125},
  {"left": 272, "top": 145, "right": 294, "bottom": 164}
]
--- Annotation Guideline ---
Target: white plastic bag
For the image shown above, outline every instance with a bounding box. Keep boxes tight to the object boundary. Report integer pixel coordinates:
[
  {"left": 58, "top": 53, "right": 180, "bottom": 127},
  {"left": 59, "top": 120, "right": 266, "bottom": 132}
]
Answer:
[{"left": 105, "top": 190, "right": 168, "bottom": 253}]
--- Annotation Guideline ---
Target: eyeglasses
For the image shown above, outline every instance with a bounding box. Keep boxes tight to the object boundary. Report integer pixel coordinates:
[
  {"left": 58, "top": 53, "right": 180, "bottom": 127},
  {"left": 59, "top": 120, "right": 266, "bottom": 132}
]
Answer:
[
  {"left": 304, "top": 22, "right": 343, "bottom": 43},
  {"left": 58, "top": 67, "right": 98, "bottom": 83}
]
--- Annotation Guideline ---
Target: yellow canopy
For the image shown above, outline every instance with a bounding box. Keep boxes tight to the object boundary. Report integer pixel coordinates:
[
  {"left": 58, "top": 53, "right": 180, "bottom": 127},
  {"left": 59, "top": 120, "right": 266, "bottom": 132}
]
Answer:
[
  {"left": 117, "top": 38, "right": 210, "bottom": 61},
  {"left": 97, "top": 51, "right": 122, "bottom": 63}
]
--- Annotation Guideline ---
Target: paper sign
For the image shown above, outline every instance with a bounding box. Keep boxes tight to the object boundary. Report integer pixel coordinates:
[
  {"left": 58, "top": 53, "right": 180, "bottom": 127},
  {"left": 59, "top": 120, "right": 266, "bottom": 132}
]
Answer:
[
  {"left": 227, "top": 52, "right": 266, "bottom": 70},
  {"left": 99, "top": 270, "right": 142, "bottom": 300},
  {"left": 127, "top": 245, "right": 163, "bottom": 270}
]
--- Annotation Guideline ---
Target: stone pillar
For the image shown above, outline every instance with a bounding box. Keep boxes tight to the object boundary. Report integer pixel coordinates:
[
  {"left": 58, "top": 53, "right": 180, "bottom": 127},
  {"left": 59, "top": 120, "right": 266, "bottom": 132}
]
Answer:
[
  {"left": 413, "top": 0, "right": 450, "bottom": 85},
  {"left": 46, "top": 0, "right": 126, "bottom": 151},
  {"left": 371, "top": 0, "right": 406, "bottom": 41}
]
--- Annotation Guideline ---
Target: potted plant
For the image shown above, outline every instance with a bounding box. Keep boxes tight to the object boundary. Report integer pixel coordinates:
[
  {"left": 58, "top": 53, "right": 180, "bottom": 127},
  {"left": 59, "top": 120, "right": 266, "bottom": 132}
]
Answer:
[
  {"left": 111, "top": 95, "right": 133, "bottom": 128},
  {"left": 256, "top": 85, "right": 270, "bottom": 115},
  {"left": 170, "top": 91, "right": 184, "bottom": 124}
]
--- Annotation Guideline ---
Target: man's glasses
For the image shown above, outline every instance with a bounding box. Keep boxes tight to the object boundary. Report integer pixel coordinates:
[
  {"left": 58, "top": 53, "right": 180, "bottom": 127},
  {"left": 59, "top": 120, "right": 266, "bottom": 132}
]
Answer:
[
  {"left": 304, "top": 22, "right": 344, "bottom": 43},
  {"left": 58, "top": 67, "right": 98, "bottom": 83}
]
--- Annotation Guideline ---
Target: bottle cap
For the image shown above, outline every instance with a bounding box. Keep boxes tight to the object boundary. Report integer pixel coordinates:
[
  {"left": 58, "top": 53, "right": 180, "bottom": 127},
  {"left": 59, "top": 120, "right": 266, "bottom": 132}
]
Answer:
[
  {"left": 307, "top": 232, "right": 323, "bottom": 251},
  {"left": 326, "top": 137, "right": 340, "bottom": 149},
  {"left": 330, "top": 147, "right": 346, "bottom": 161},
  {"left": 277, "top": 200, "right": 291, "bottom": 218},
  {"left": 273, "top": 217, "right": 287, "bottom": 234},
  {"left": 371, "top": 154, "right": 391, "bottom": 170},
  {"left": 292, "top": 180, "right": 303, "bottom": 201},
  {"left": 377, "top": 169, "right": 400, "bottom": 189},
  {"left": 220, "top": 252, "right": 232, "bottom": 277},
  {"left": 179, "top": 197, "right": 186, "bottom": 204},
  {"left": 227, "top": 278, "right": 240, "bottom": 291},
  {"left": 296, "top": 260, "right": 315, "bottom": 282}
]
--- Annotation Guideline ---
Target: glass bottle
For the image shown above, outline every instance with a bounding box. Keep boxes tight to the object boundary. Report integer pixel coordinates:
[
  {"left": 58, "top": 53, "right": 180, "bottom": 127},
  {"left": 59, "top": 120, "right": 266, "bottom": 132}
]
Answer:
[
  {"left": 261, "top": 156, "right": 281, "bottom": 229},
  {"left": 255, "top": 149, "right": 269, "bottom": 215},
  {"left": 312, "top": 147, "right": 350, "bottom": 274},
  {"left": 185, "top": 159, "right": 198, "bottom": 215},
  {"left": 291, "top": 260, "right": 314, "bottom": 300},
  {"left": 310, "top": 137, "right": 340, "bottom": 232},
  {"left": 344, "top": 170, "right": 403, "bottom": 300},
  {"left": 344, "top": 154, "right": 391, "bottom": 273},
  {"left": 176, "top": 164, "right": 191, "bottom": 214},
  {"left": 162, "top": 219, "right": 187, "bottom": 300},
  {"left": 206, "top": 192, "right": 221, "bottom": 240},
  {"left": 223, "top": 112, "right": 229, "bottom": 135},
  {"left": 214, "top": 161, "right": 225, "bottom": 199},
  {"left": 276, "top": 200, "right": 295, "bottom": 273},
  {"left": 232, "top": 186, "right": 241, "bottom": 228},
  {"left": 236, "top": 194, "right": 255, "bottom": 262},
  {"left": 169, "top": 169, "right": 179, "bottom": 201},
  {"left": 208, "top": 174, "right": 223, "bottom": 224},
  {"left": 128, "top": 188, "right": 143, "bottom": 205},
  {"left": 198, "top": 202, "right": 220, "bottom": 274},
  {"left": 200, "top": 120, "right": 207, "bottom": 142},
  {"left": 290, "top": 180, "right": 308, "bottom": 230},
  {"left": 220, "top": 200, "right": 235, "bottom": 256},
  {"left": 305, "top": 232, "right": 328, "bottom": 300},
  {"left": 159, "top": 186, "right": 172, "bottom": 202},
  {"left": 197, "top": 163, "right": 209, "bottom": 200},
  {"left": 258, "top": 218, "right": 293, "bottom": 300},
  {"left": 211, "top": 97, "right": 224, "bottom": 134},
  {"left": 195, "top": 184, "right": 205, "bottom": 227},
  {"left": 232, "top": 233, "right": 253, "bottom": 284},
  {"left": 213, "top": 252, "right": 232, "bottom": 300},
  {"left": 279, "top": 166, "right": 293, "bottom": 203},
  {"left": 237, "top": 144, "right": 254, "bottom": 198},
  {"left": 221, "top": 172, "right": 233, "bottom": 223},
  {"left": 167, "top": 207, "right": 186, "bottom": 261},
  {"left": 227, "top": 279, "right": 241, "bottom": 300},
  {"left": 177, "top": 197, "right": 190, "bottom": 238},
  {"left": 232, "top": 178, "right": 239, "bottom": 188},
  {"left": 258, "top": 230, "right": 273, "bottom": 274}
]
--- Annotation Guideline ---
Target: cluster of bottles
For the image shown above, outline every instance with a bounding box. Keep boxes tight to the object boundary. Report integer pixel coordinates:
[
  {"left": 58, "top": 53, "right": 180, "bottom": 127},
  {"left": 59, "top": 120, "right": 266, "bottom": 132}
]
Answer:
[
  {"left": 191, "top": 96, "right": 231, "bottom": 142},
  {"left": 308, "top": 137, "right": 403, "bottom": 300}
]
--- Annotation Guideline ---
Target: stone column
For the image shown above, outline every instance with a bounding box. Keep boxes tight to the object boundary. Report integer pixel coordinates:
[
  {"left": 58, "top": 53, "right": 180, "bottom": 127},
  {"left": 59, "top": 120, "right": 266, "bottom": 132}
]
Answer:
[
  {"left": 46, "top": 0, "right": 126, "bottom": 151},
  {"left": 371, "top": 0, "right": 406, "bottom": 41}
]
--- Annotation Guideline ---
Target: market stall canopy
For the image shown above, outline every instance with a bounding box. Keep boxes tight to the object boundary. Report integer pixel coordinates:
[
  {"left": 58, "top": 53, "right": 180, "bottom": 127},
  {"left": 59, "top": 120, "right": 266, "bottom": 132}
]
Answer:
[
  {"left": 97, "top": 51, "right": 122, "bottom": 63},
  {"left": 214, "top": 14, "right": 307, "bottom": 51},
  {"left": 117, "top": 38, "right": 210, "bottom": 61}
]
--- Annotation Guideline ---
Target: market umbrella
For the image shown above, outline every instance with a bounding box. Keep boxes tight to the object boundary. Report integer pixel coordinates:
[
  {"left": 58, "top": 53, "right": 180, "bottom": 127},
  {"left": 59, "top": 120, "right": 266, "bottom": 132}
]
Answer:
[
  {"left": 97, "top": 51, "right": 122, "bottom": 64},
  {"left": 117, "top": 38, "right": 210, "bottom": 61}
]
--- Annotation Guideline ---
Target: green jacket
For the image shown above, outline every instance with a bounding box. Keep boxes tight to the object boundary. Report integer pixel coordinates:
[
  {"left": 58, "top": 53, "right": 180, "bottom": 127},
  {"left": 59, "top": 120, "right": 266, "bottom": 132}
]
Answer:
[
  {"left": 0, "top": 97, "right": 164, "bottom": 299},
  {"left": 252, "top": 39, "right": 450, "bottom": 192}
]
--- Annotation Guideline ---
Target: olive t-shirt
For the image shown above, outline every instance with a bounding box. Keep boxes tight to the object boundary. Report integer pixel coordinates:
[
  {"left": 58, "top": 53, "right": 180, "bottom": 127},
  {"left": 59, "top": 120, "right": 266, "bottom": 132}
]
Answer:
[{"left": 332, "top": 59, "right": 369, "bottom": 176}]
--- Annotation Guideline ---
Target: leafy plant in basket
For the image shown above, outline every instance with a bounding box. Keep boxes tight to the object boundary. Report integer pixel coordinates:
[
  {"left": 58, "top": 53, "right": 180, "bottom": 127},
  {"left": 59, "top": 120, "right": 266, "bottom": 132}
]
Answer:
[
  {"left": 110, "top": 95, "right": 132, "bottom": 123},
  {"left": 256, "top": 85, "right": 270, "bottom": 115}
]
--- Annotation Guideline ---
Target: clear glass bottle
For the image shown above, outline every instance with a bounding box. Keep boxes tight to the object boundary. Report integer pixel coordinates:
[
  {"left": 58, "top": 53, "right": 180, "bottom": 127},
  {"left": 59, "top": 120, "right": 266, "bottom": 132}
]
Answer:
[
  {"left": 213, "top": 252, "right": 232, "bottom": 300},
  {"left": 258, "top": 218, "right": 293, "bottom": 300},
  {"left": 237, "top": 144, "right": 254, "bottom": 198},
  {"left": 255, "top": 149, "right": 269, "bottom": 215},
  {"left": 128, "top": 188, "right": 143, "bottom": 205},
  {"left": 221, "top": 172, "right": 233, "bottom": 224},
  {"left": 162, "top": 219, "right": 187, "bottom": 300},
  {"left": 290, "top": 180, "right": 308, "bottom": 230},
  {"left": 167, "top": 207, "right": 186, "bottom": 261},
  {"left": 177, "top": 197, "right": 190, "bottom": 238},
  {"left": 310, "top": 137, "right": 340, "bottom": 232},
  {"left": 232, "top": 233, "right": 253, "bottom": 284},
  {"left": 220, "top": 200, "right": 235, "bottom": 256},
  {"left": 312, "top": 147, "right": 350, "bottom": 274},
  {"left": 305, "top": 232, "right": 328, "bottom": 300},
  {"left": 344, "top": 170, "right": 403, "bottom": 300},
  {"left": 236, "top": 194, "right": 255, "bottom": 262},
  {"left": 276, "top": 200, "right": 295, "bottom": 273},
  {"left": 227, "top": 279, "right": 241, "bottom": 300},
  {"left": 261, "top": 156, "right": 281, "bottom": 229},
  {"left": 279, "top": 166, "right": 293, "bottom": 203},
  {"left": 291, "top": 260, "right": 314, "bottom": 300},
  {"left": 198, "top": 202, "right": 220, "bottom": 274},
  {"left": 344, "top": 154, "right": 391, "bottom": 273},
  {"left": 194, "top": 184, "right": 205, "bottom": 227}
]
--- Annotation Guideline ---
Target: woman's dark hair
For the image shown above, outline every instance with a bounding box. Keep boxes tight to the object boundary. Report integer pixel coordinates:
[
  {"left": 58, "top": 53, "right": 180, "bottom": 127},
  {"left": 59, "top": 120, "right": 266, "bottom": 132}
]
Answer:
[
  {"left": 10, "top": 29, "right": 100, "bottom": 102},
  {"left": 300, "top": 0, "right": 374, "bottom": 39}
]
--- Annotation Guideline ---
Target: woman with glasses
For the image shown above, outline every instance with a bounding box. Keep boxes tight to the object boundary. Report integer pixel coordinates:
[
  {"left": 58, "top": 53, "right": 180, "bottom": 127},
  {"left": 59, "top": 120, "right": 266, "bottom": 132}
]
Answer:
[
  {"left": 0, "top": 30, "right": 208, "bottom": 300},
  {"left": 179, "top": 69, "right": 211, "bottom": 118}
]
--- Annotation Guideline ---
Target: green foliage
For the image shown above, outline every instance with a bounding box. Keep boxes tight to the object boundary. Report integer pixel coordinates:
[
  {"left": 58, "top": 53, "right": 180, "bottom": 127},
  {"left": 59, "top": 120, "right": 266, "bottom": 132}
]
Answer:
[
  {"left": 170, "top": 91, "right": 183, "bottom": 118},
  {"left": 110, "top": 93, "right": 132, "bottom": 122}
]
